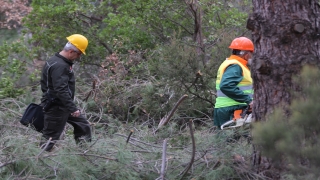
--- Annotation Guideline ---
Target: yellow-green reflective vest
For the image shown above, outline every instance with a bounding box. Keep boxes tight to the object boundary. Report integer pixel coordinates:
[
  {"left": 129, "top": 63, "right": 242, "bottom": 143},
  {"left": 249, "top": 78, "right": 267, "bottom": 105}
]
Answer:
[{"left": 215, "top": 59, "right": 253, "bottom": 108}]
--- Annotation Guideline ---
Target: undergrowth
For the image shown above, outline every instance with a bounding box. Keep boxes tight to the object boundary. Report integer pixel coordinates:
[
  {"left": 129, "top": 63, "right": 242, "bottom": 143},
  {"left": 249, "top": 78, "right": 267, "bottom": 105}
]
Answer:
[
  {"left": 253, "top": 66, "right": 320, "bottom": 179},
  {"left": 0, "top": 92, "right": 260, "bottom": 180}
]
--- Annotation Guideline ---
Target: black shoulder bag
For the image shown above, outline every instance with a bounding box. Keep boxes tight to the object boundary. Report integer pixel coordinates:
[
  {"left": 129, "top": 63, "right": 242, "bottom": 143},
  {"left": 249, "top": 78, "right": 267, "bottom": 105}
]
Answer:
[{"left": 20, "top": 103, "right": 44, "bottom": 133}]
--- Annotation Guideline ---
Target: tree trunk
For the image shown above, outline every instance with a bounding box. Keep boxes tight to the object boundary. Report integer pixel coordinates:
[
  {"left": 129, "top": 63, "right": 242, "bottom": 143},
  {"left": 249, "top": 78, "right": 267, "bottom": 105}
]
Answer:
[
  {"left": 247, "top": 1, "right": 320, "bottom": 178},
  {"left": 185, "top": 0, "right": 204, "bottom": 55},
  {"left": 247, "top": 0, "right": 320, "bottom": 121}
]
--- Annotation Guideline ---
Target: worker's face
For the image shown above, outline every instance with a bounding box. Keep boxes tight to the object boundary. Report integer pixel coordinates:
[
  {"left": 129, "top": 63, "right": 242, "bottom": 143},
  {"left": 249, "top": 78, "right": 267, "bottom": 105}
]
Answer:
[
  {"left": 68, "top": 49, "right": 82, "bottom": 60},
  {"left": 246, "top": 51, "right": 253, "bottom": 66},
  {"left": 244, "top": 51, "right": 253, "bottom": 60}
]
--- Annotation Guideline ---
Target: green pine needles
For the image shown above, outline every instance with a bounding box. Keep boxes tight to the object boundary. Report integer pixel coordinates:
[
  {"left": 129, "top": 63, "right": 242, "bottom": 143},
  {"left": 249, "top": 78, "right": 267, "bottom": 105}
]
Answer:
[{"left": 253, "top": 65, "right": 320, "bottom": 179}]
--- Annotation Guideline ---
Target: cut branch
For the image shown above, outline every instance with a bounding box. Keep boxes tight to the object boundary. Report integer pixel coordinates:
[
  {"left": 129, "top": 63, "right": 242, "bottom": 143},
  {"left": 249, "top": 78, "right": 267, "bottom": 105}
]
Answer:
[
  {"left": 159, "top": 139, "right": 168, "bottom": 180},
  {"left": 180, "top": 120, "right": 196, "bottom": 179},
  {"left": 126, "top": 130, "right": 134, "bottom": 145},
  {"left": 157, "top": 94, "right": 188, "bottom": 130},
  {"left": 37, "top": 137, "right": 52, "bottom": 157}
]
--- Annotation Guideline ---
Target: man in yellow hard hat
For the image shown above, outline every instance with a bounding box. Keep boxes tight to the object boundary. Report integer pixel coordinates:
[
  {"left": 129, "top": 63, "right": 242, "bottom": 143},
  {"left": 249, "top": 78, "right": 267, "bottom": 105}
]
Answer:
[
  {"left": 39, "top": 34, "right": 91, "bottom": 151},
  {"left": 213, "top": 37, "right": 254, "bottom": 129}
]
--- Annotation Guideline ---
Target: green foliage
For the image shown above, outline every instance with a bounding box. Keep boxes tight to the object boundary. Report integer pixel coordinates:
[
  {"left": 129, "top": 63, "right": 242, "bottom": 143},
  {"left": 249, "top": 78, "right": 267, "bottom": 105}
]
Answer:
[
  {"left": 0, "top": 0, "right": 258, "bottom": 178},
  {"left": 23, "top": 0, "right": 105, "bottom": 67},
  {"left": 147, "top": 38, "right": 217, "bottom": 117},
  {"left": 2, "top": 0, "right": 251, "bottom": 118},
  {"left": 0, "top": 41, "right": 35, "bottom": 98},
  {"left": 0, "top": 29, "right": 19, "bottom": 45},
  {"left": 205, "top": 165, "right": 237, "bottom": 180},
  {"left": 0, "top": 93, "right": 260, "bottom": 180},
  {"left": 253, "top": 66, "right": 320, "bottom": 179},
  {"left": 22, "top": 0, "right": 251, "bottom": 61}
]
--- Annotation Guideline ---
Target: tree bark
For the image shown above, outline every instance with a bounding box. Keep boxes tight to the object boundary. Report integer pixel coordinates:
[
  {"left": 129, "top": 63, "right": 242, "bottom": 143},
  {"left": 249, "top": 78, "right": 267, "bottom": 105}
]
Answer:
[
  {"left": 247, "top": 1, "right": 320, "bottom": 179},
  {"left": 247, "top": 0, "right": 320, "bottom": 121},
  {"left": 185, "top": 0, "right": 204, "bottom": 54}
]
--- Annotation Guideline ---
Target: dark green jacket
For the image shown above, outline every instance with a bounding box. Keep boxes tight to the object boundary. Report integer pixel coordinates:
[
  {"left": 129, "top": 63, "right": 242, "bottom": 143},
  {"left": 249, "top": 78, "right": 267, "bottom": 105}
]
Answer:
[
  {"left": 213, "top": 64, "right": 252, "bottom": 128},
  {"left": 40, "top": 53, "right": 78, "bottom": 113}
]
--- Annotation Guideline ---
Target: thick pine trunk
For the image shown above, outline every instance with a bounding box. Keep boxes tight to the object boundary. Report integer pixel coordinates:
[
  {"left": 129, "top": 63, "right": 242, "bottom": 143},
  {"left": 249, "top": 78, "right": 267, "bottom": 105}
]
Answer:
[
  {"left": 247, "top": 1, "right": 320, "bottom": 178},
  {"left": 247, "top": 0, "right": 320, "bottom": 121}
]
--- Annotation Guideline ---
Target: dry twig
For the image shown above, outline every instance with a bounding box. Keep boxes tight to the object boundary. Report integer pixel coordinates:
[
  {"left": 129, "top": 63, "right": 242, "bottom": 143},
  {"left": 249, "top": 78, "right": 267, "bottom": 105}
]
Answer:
[
  {"left": 180, "top": 120, "right": 196, "bottom": 179},
  {"left": 126, "top": 129, "right": 134, "bottom": 145},
  {"left": 37, "top": 137, "right": 52, "bottom": 157},
  {"left": 115, "top": 133, "right": 162, "bottom": 148},
  {"left": 159, "top": 139, "right": 168, "bottom": 180},
  {"left": 156, "top": 94, "right": 188, "bottom": 131}
]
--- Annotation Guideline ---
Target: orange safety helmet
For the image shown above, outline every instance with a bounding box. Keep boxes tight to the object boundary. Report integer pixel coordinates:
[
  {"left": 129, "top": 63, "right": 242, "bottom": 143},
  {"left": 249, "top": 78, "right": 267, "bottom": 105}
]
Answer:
[
  {"left": 229, "top": 37, "right": 254, "bottom": 52},
  {"left": 66, "top": 34, "right": 88, "bottom": 55}
]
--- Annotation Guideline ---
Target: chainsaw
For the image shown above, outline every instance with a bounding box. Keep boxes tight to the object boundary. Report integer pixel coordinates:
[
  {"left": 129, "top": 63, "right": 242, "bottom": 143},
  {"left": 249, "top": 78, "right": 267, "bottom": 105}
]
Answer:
[{"left": 220, "top": 106, "right": 253, "bottom": 130}]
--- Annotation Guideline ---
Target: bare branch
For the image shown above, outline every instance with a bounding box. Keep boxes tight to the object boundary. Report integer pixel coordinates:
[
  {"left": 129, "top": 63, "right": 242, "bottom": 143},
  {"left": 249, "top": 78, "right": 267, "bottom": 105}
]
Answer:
[
  {"left": 157, "top": 94, "right": 188, "bottom": 130},
  {"left": 159, "top": 139, "right": 168, "bottom": 180},
  {"left": 126, "top": 130, "right": 134, "bottom": 145},
  {"left": 37, "top": 137, "right": 52, "bottom": 157},
  {"left": 180, "top": 120, "right": 196, "bottom": 179}
]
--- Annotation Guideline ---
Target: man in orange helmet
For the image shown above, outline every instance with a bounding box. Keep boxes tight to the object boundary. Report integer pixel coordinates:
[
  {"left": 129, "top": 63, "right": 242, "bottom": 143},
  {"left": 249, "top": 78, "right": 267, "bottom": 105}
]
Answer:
[
  {"left": 39, "top": 34, "right": 91, "bottom": 151},
  {"left": 213, "top": 37, "right": 254, "bottom": 129}
]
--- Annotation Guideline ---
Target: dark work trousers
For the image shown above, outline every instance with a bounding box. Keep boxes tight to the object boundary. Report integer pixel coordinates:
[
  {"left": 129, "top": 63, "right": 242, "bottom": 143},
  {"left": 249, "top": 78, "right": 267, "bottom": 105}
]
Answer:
[{"left": 40, "top": 105, "right": 92, "bottom": 151}]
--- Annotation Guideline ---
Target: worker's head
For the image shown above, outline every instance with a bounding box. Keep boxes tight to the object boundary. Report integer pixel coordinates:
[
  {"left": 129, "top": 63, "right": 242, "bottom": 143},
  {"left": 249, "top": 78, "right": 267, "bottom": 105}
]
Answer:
[
  {"left": 63, "top": 34, "right": 88, "bottom": 60},
  {"left": 66, "top": 34, "right": 88, "bottom": 54},
  {"left": 63, "top": 42, "right": 82, "bottom": 60},
  {"left": 229, "top": 37, "right": 254, "bottom": 61}
]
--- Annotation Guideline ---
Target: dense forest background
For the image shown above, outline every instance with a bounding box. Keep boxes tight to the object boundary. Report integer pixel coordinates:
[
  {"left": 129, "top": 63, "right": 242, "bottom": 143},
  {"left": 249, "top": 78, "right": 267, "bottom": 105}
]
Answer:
[{"left": 0, "top": 0, "right": 320, "bottom": 179}]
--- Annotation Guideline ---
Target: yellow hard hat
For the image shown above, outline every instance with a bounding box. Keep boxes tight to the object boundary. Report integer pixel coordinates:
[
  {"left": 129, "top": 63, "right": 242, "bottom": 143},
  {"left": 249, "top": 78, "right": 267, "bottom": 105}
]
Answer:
[{"left": 66, "top": 34, "right": 88, "bottom": 55}]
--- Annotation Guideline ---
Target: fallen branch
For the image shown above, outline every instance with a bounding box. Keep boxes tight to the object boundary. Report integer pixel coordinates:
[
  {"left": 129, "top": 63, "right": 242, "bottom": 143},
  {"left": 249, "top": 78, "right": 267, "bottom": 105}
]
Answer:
[
  {"left": 126, "top": 130, "right": 134, "bottom": 145},
  {"left": 0, "top": 107, "right": 22, "bottom": 117},
  {"left": 83, "top": 80, "right": 96, "bottom": 102},
  {"left": 114, "top": 133, "right": 162, "bottom": 148},
  {"left": 0, "top": 152, "right": 117, "bottom": 169},
  {"left": 180, "top": 120, "right": 196, "bottom": 179},
  {"left": 157, "top": 94, "right": 188, "bottom": 131},
  {"left": 37, "top": 137, "right": 52, "bottom": 157},
  {"left": 158, "top": 139, "right": 168, "bottom": 180},
  {"left": 84, "top": 136, "right": 101, "bottom": 154},
  {"left": 68, "top": 153, "right": 116, "bottom": 161}
]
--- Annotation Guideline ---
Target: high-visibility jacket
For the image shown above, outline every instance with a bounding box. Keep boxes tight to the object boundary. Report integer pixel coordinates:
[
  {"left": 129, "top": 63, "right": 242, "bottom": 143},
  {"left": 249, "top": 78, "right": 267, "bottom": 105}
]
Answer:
[{"left": 215, "top": 56, "right": 253, "bottom": 108}]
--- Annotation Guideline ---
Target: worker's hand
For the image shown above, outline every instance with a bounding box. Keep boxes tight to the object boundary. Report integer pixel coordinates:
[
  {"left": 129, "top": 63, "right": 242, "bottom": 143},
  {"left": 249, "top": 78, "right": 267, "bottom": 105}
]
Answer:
[{"left": 71, "top": 110, "right": 81, "bottom": 117}]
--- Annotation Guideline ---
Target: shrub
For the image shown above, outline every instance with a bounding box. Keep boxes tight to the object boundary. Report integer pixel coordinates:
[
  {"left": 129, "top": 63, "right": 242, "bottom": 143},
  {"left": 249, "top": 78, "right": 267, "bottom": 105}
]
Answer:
[{"left": 253, "top": 65, "right": 320, "bottom": 179}]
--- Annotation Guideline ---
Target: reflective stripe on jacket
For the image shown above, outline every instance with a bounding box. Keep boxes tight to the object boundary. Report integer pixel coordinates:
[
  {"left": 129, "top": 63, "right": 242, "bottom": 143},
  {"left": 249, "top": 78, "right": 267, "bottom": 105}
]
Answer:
[
  {"left": 215, "top": 57, "right": 253, "bottom": 108},
  {"left": 40, "top": 53, "right": 78, "bottom": 113}
]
